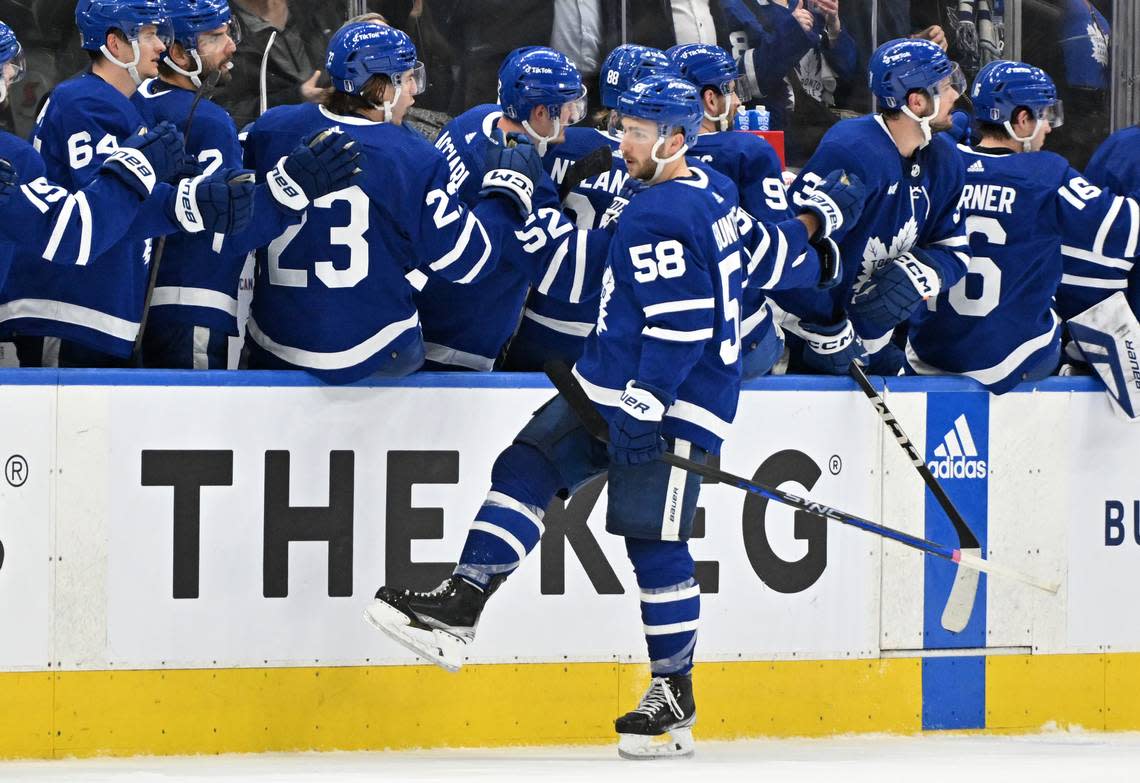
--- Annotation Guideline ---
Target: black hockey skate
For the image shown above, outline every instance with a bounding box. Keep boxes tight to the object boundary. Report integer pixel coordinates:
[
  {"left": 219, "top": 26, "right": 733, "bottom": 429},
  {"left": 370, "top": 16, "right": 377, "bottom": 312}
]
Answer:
[
  {"left": 615, "top": 674, "right": 696, "bottom": 759},
  {"left": 364, "top": 576, "right": 494, "bottom": 672}
]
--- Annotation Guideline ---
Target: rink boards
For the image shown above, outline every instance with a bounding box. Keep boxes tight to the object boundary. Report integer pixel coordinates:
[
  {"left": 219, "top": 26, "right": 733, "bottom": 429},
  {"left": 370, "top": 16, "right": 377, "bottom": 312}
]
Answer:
[{"left": 0, "top": 371, "right": 1138, "bottom": 757}]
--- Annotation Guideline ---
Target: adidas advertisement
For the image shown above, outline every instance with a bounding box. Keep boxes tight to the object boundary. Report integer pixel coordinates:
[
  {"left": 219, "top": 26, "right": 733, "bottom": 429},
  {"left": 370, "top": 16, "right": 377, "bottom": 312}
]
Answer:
[{"left": 927, "top": 413, "right": 988, "bottom": 479}]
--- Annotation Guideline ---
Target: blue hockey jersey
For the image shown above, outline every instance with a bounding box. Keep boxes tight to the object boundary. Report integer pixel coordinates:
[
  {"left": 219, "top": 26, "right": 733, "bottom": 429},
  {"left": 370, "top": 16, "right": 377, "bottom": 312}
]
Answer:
[
  {"left": 0, "top": 131, "right": 151, "bottom": 292},
  {"left": 574, "top": 164, "right": 819, "bottom": 454},
  {"left": 775, "top": 114, "right": 968, "bottom": 361},
  {"left": 132, "top": 79, "right": 248, "bottom": 335},
  {"left": 416, "top": 105, "right": 611, "bottom": 370},
  {"left": 691, "top": 129, "right": 792, "bottom": 374},
  {"left": 242, "top": 102, "right": 521, "bottom": 383},
  {"left": 505, "top": 126, "right": 626, "bottom": 369},
  {"left": 1083, "top": 126, "right": 1140, "bottom": 317},
  {"left": 908, "top": 144, "right": 1139, "bottom": 393},
  {"left": 0, "top": 72, "right": 165, "bottom": 356}
]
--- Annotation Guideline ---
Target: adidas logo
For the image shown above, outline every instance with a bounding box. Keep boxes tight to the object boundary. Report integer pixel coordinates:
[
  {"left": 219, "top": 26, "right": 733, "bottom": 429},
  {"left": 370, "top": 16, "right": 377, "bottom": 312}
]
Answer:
[
  {"left": 465, "top": 132, "right": 478, "bottom": 143},
  {"left": 887, "top": 182, "right": 899, "bottom": 195},
  {"left": 968, "top": 160, "right": 985, "bottom": 173},
  {"left": 927, "top": 414, "right": 988, "bottom": 479}
]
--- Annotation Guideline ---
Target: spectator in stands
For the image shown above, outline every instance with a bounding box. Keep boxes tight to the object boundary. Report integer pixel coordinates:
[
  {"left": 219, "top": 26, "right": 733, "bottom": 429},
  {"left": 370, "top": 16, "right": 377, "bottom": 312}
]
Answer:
[{"left": 211, "top": 0, "right": 341, "bottom": 128}]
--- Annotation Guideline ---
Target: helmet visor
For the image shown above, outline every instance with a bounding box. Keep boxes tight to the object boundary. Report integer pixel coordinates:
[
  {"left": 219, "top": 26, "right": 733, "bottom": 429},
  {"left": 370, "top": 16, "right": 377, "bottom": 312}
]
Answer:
[
  {"left": 939, "top": 62, "right": 967, "bottom": 99},
  {"left": 1, "top": 48, "right": 26, "bottom": 87},
  {"left": 557, "top": 85, "right": 588, "bottom": 126},
  {"left": 195, "top": 19, "right": 241, "bottom": 53},
  {"left": 723, "top": 76, "right": 751, "bottom": 104},
  {"left": 1040, "top": 99, "right": 1064, "bottom": 129},
  {"left": 611, "top": 111, "right": 677, "bottom": 145},
  {"left": 398, "top": 61, "right": 427, "bottom": 96},
  {"left": 136, "top": 20, "right": 175, "bottom": 49}
]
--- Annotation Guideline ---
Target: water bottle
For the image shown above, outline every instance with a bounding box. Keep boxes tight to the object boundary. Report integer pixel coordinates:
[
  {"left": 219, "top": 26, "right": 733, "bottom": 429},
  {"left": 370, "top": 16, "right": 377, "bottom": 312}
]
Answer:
[{"left": 734, "top": 106, "right": 770, "bottom": 132}]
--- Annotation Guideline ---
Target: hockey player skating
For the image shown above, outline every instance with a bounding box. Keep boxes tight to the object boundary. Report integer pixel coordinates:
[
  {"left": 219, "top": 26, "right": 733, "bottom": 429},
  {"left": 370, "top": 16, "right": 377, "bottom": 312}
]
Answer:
[
  {"left": 364, "top": 73, "right": 863, "bottom": 759},
  {"left": 773, "top": 38, "right": 970, "bottom": 375},
  {"left": 669, "top": 42, "right": 796, "bottom": 378},
  {"left": 241, "top": 22, "right": 543, "bottom": 383},
  {"left": 503, "top": 44, "right": 672, "bottom": 370},
  {"left": 905, "top": 60, "right": 1140, "bottom": 394}
]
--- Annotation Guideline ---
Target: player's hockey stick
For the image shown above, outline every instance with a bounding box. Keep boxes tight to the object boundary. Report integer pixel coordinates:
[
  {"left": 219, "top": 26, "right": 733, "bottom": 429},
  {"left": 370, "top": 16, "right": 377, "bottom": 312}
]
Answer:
[
  {"left": 848, "top": 361, "right": 983, "bottom": 631},
  {"left": 544, "top": 360, "right": 1060, "bottom": 594},
  {"left": 558, "top": 146, "right": 614, "bottom": 202},
  {"left": 132, "top": 69, "right": 224, "bottom": 365}
]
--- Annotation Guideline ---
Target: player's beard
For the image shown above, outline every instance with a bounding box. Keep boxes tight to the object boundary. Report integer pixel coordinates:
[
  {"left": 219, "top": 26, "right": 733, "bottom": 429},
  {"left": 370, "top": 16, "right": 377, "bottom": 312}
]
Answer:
[
  {"left": 210, "top": 58, "right": 235, "bottom": 86},
  {"left": 624, "top": 156, "right": 655, "bottom": 182}
]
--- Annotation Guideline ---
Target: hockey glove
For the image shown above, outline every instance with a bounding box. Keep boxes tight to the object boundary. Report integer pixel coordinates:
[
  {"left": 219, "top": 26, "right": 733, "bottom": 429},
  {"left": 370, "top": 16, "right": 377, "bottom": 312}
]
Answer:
[
  {"left": 169, "top": 168, "right": 256, "bottom": 235},
  {"left": 600, "top": 179, "right": 645, "bottom": 233},
  {"left": 608, "top": 381, "right": 672, "bottom": 466},
  {"left": 848, "top": 249, "right": 942, "bottom": 336},
  {"left": 268, "top": 128, "right": 362, "bottom": 213},
  {"left": 811, "top": 235, "right": 843, "bottom": 290},
  {"left": 101, "top": 121, "right": 185, "bottom": 199},
  {"left": 797, "top": 168, "right": 865, "bottom": 239},
  {"left": 0, "top": 157, "right": 15, "bottom": 208},
  {"left": 479, "top": 131, "right": 542, "bottom": 218},
  {"left": 796, "top": 319, "right": 868, "bottom": 375}
]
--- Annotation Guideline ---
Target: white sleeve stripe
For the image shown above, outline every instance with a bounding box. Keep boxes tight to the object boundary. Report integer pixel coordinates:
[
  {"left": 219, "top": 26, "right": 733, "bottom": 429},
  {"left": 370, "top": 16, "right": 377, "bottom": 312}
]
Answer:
[
  {"left": 1094, "top": 195, "right": 1124, "bottom": 256},
  {"left": 42, "top": 194, "right": 77, "bottom": 264},
  {"left": 1128, "top": 198, "right": 1140, "bottom": 259},
  {"left": 537, "top": 238, "right": 569, "bottom": 295},
  {"left": 933, "top": 235, "right": 970, "bottom": 248},
  {"left": 1060, "top": 245, "right": 1133, "bottom": 271},
  {"left": 1060, "top": 273, "right": 1128, "bottom": 290},
  {"left": 741, "top": 301, "right": 770, "bottom": 339},
  {"left": 643, "top": 298, "right": 715, "bottom": 317},
  {"left": 74, "top": 191, "right": 92, "bottom": 266},
  {"left": 952, "top": 250, "right": 970, "bottom": 268},
  {"left": 642, "top": 325, "right": 715, "bottom": 342},
  {"left": 745, "top": 224, "right": 770, "bottom": 277},
  {"left": 757, "top": 227, "right": 788, "bottom": 289},
  {"left": 569, "top": 229, "right": 587, "bottom": 304},
  {"left": 1058, "top": 186, "right": 1085, "bottom": 211},
  {"left": 20, "top": 182, "right": 50, "bottom": 213},
  {"left": 454, "top": 217, "right": 493, "bottom": 284},
  {"left": 429, "top": 212, "right": 476, "bottom": 271}
]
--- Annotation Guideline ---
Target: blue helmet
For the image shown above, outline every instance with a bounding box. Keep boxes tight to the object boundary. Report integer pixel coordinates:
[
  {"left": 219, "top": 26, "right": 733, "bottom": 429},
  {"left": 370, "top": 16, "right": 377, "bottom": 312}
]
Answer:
[
  {"left": 616, "top": 74, "right": 702, "bottom": 149},
  {"left": 162, "top": 0, "right": 238, "bottom": 87},
  {"left": 598, "top": 44, "right": 673, "bottom": 110},
  {"left": 326, "top": 22, "right": 423, "bottom": 97},
  {"left": 971, "top": 60, "right": 1062, "bottom": 127},
  {"left": 668, "top": 43, "right": 750, "bottom": 101},
  {"left": 869, "top": 38, "right": 963, "bottom": 109},
  {"left": 497, "top": 46, "right": 586, "bottom": 124},
  {"left": 0, "top": 21, "right": 26, "bottom": 105},
  {"left": 75, "top": 0, "right": 172, "bottom": 51}
]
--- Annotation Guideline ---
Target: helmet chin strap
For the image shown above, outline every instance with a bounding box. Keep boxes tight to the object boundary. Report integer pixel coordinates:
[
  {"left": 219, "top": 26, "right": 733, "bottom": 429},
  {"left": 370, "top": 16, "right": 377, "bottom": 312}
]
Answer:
[
  {"left": 522, "top": 116, "right": 562, "bottom": 156},
  {"left": 1003, "top": 117, "right": 1042, "bottom": 152},
  {"left": 369, "top": 83, "right": 402, "bottom": 124},
  {"left": 164, "top": 48, "right": 204, "bottom": 88},
  {"left": 0, "top": 79, "right": 7, "bottom": 106},
  {"left": 705, "top": 97, "right": 733, "bottom": 132},
  {"left": 101, "top": 39, "right": 144, "bottom": 85},
  {"left": 900, "top": 93, "right": 941, "bottom": 148},
  {"left": 645, "top": 136, "right": 688, "bottom": 185}
]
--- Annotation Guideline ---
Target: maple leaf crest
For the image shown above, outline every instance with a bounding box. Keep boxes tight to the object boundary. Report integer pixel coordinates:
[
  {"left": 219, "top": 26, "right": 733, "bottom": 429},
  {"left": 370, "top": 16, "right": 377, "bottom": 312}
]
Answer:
[
  {"left": 596, "top": 266, "right": 615, "bottom": 334},
  {"left": 855, "top": 217, "right": 919, "bottom": 291}
]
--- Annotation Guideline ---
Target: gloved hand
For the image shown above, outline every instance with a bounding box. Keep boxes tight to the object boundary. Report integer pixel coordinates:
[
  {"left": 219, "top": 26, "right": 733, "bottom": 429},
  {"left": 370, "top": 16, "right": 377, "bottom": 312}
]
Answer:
[
  {"left": 101, "top": 121, "right": 186, "bottom": 198},
  {"left": 848, "top": 249, "right": 942, "bottom": 336},
  {"left": 169, "top": 168, "right": 256, "bottom": 235},
  {"left": 600, "top": 179, "right": 645, "bottom": 233},
  {"left": 812, "top": 235, "right": 843, "bottom": 289},
  {"left": 796, "top": 318, "right": 868, "bottom": 375},
  {"left": 948, "top": 109, "right": 973, "bottom": 144},
  {"left": 267, "top": 128, "right": 362, "bottom": 213},
  {"left": 797, "top": 168, "right": 865, "bottom": 238},
  {"left": 479, "top": 130, "right": 543, "bottom": 218},
  {"left": 608, "top": 380, "right": 671, "bottom": 466},
  {"left": 0, "top": 157, "right": 16, "bottom": 207}
]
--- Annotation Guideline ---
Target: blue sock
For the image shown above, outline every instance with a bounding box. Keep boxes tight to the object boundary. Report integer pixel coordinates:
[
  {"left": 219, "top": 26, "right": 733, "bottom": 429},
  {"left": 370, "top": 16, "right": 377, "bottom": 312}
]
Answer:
[
  {"left": 625, "top": 537, "right": 699, "bottom": 676},
  {"left": 455, "top": 443, "right": 560, "bottom": 589}
]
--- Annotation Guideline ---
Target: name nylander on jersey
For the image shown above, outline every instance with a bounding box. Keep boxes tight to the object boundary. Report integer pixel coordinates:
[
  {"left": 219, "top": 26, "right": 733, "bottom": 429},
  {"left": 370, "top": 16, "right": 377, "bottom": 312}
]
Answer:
[
  {"left": 573, "top": 165, "right": 749, "bottom": 455},
  {"left": 243, "top": 102, "right": 519, "bottom": 383},
  {"left": 908, "top": 144, "right": 1140, "bottom": 393},
  {"left": 0, "top": 72, "right": 170, "bottom": 357},
  {"left": 775, "top": 114, "right": 968, "bottom": 347},
  {"left": 418, "top": 105, "right": 609, "bottom": 370}
]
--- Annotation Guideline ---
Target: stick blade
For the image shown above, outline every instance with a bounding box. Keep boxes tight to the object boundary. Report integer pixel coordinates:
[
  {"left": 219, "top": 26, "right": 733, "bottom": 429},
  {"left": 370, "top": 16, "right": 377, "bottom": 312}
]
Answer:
[{"left": 940, "top": 547, "right": 982, "bottom": 633}]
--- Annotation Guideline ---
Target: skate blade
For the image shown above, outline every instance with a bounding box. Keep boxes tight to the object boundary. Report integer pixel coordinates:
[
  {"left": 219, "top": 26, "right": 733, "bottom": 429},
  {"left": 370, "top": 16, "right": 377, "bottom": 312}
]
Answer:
[
  {"left": 617, "top": 727, "right": 695, "bottom": 760},
  {"left": 363, "top": 599, "right": 468, "bottom": 673}
]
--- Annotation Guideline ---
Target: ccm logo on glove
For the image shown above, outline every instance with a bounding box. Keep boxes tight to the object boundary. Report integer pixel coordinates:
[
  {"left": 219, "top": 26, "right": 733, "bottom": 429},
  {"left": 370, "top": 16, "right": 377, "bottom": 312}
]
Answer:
[{"left": 897, "top": 253, "right": 941, "bottom": 299}]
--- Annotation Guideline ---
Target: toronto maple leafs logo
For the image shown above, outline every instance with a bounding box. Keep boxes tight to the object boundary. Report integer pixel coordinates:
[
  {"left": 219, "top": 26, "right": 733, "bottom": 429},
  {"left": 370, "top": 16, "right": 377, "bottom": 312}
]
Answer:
[
  {"left": 1088, "top": 23, "right": 1108, "bottom": 67},
  {"left": 855, "top": 217, "right": 919, "bottom": 291},
  {"left": 596, "top": 267, "right": 615, "bottom": 334}
]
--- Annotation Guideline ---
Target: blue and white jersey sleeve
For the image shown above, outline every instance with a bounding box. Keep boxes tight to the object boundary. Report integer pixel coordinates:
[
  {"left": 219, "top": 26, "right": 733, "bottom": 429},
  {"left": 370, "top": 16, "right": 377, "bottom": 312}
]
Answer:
[
  {"left": 739, "top": 208, "right": 821, "bottom": 292},
  {"left": 916, "top": 146, "right": 970, "bottom": 290},
  {"left": 1056, "top": 170, "right": 1140, "bottom": 320}
]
